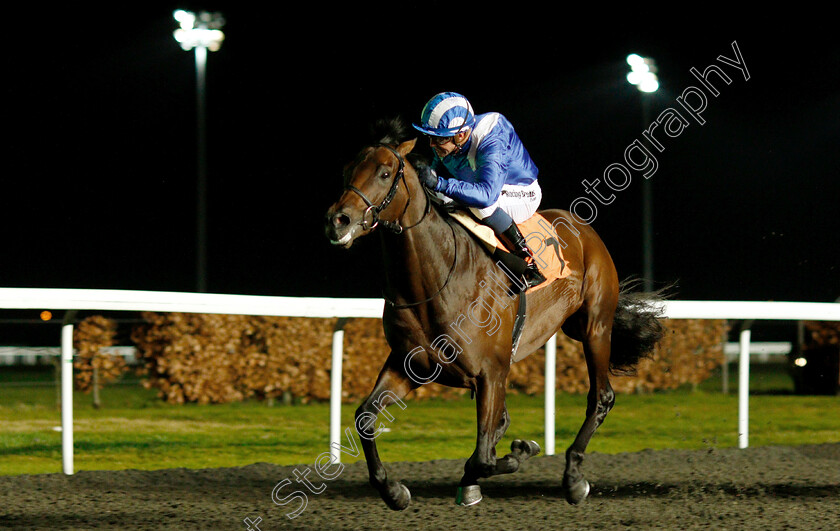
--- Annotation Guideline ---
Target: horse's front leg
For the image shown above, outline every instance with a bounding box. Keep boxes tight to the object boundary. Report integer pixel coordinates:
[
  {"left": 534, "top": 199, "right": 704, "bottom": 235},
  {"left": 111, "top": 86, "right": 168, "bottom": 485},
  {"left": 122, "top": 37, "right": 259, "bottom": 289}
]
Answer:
[
  {"left": 456, "top": 372, "right": 507, "bottom": 506},
  {"left": 355, "top": 356, "right": 418, "bottom": 511}
]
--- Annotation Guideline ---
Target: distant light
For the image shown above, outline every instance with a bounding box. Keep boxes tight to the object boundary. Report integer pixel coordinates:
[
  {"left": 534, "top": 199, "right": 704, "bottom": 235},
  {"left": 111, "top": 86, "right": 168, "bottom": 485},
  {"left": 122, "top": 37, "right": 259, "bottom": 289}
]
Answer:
[
  {"left": 638, "top": 77, "right": 660, "bottom": 93},
  {"left": 173, "top": 9, "right": 195, "bottom": 28},
  {"left": 626, "top": 54, "right": 644, "bottom": 67},
  {"left": 626, "top": 53, "right": 659, "bottom": 93},
  {"left": 626, "top": 71, "right": 645, "bottom": 85},
  {"left": 40, "top": 310, "right": 52, "bottom": 321},
  {"left": 173, "top": 9, "right": 225, "bottom": 51},
  {"left": 794, "top": 357, "right": 808, "bottom": 368}
]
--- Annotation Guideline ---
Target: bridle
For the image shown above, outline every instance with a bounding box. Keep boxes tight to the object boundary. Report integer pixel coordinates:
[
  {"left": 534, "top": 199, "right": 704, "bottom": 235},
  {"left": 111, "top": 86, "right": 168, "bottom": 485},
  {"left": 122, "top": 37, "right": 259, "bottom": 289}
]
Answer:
[
  {"left": 344, "top": 143, "right": 429, "bottom": 234},
  {"left": 343, "top": 143, "right": 457, "bottom": 309}
]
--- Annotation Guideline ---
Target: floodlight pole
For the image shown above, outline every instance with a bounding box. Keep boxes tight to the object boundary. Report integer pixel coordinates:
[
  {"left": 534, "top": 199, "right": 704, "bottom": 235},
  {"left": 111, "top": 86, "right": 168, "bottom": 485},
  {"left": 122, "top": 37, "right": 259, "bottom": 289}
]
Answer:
[
  {"left": 626, "top": 54, "right": 659, "bottom": 292},
  {"left": 173, "top": 10, "right": 225, "bottom": 293},
  {"left": 641, "top": 95, "right": 653, "bottom": 293},
  {"left": 195, "top": 44, "right": 208, "bottom": 294}
]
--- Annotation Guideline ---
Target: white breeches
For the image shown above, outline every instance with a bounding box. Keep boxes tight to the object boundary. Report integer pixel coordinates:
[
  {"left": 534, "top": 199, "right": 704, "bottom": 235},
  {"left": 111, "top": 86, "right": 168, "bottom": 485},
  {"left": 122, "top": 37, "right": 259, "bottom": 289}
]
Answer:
[{"left": 470, "top": 181, "right": 542, "bottom": 224}]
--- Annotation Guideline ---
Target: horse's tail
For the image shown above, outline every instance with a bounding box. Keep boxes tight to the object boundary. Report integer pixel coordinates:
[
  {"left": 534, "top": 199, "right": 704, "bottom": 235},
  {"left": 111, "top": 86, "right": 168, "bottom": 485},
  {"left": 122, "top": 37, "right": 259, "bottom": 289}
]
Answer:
[{"left": 609, "top": 278, "right": 671, "bottom": 375}]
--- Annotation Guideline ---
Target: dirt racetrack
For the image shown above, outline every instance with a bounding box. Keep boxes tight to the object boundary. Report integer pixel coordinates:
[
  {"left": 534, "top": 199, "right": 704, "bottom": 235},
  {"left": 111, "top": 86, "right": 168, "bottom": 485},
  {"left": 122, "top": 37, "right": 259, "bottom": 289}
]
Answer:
[{"left": 1, "top": 443, "right": 838, "bottom": 530}]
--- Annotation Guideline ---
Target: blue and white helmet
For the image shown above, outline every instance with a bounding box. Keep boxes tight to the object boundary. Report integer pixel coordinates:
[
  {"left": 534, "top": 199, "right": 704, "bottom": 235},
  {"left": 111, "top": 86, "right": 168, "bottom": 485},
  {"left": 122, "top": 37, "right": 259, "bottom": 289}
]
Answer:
[{"left": 412, "top": 92, "right": 476, "bottom": 137}]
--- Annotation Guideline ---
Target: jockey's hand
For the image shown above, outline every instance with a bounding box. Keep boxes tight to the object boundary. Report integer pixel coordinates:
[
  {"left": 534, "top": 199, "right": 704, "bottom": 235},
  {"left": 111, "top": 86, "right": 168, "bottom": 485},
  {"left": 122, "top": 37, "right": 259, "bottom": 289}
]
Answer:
[{"left": 415, "top": 163, "right": 440, "bottom": 190}]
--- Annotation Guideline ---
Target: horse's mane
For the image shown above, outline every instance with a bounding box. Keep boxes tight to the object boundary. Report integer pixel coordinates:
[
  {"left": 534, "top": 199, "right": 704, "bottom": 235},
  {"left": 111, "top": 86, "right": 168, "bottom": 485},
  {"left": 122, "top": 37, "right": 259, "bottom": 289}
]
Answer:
[
  {"left": 369, "top": 116, "right": 411, "bottom": 145},
  {"left": 369, "top": 116, "right": 431, "bottom": 169}
]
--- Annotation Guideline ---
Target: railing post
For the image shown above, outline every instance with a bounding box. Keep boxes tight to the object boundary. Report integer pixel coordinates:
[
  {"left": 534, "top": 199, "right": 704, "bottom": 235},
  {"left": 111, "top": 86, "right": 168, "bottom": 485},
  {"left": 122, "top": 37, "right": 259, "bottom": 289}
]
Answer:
[
  {"left": 61, "top": 311, "right": 77, "bottom": 475},
  {"left": 544, "top": 334, "right": 556, "bottom": 456},
  {"left": 738, "top": 320, "right": 754, "bottom": 449},
  {"left": 329, "top": 318, "right": 348, "bottom": 464}
]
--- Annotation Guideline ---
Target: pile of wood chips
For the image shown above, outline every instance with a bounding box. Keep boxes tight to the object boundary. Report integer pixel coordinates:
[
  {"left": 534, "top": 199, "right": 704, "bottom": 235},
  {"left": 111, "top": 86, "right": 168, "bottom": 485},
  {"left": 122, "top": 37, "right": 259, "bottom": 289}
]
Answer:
[
  {"left": 124, "top": 313, "right": 727, "bottom": 404},
  {"left": 73, "top": 315, "right": 127, "bottom": 393},
  {"left": 804, "top": 321, "right": 840, "bottom": 348}
]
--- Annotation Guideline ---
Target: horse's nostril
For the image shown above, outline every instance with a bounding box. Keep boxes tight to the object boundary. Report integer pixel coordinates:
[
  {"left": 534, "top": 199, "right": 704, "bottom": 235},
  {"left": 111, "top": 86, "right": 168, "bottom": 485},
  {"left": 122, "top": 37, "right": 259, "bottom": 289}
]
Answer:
[{"left": 332, "top": 212, "right": 351, "bottom": 228}]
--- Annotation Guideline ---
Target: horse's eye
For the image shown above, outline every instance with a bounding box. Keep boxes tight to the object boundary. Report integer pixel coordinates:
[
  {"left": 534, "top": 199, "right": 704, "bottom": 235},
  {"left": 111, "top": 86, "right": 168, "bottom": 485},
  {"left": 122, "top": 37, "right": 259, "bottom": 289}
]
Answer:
[{"left": 380, "top": 171, "right": 390, "bottom": 181}]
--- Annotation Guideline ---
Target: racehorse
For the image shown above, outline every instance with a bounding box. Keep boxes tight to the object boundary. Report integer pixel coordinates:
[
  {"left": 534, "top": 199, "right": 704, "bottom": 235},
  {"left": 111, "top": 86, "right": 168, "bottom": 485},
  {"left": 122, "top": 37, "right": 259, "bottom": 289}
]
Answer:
[{"left": 324, "top": 118, "right": 666, "bottom": 509}]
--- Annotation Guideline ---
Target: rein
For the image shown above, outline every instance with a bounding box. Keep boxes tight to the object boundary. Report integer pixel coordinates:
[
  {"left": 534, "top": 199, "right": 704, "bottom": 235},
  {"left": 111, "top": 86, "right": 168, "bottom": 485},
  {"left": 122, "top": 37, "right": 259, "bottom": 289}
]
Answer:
[{"left": 344, "top": 143, "right": 456, "bottom": 309}]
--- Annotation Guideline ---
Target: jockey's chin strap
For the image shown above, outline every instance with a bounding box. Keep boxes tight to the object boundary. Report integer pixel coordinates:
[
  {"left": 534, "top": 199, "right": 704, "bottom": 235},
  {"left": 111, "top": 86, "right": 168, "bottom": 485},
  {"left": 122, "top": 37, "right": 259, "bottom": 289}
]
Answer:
[{"left": 344, "top": 143, "right": 431, "bottom": 235}]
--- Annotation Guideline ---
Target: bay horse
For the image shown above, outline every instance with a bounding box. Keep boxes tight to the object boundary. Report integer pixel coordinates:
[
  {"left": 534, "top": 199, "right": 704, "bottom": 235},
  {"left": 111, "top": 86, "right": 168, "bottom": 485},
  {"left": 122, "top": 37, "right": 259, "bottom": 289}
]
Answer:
[{"left": 324, "top": 119, "right": 665, "bottom": 509}]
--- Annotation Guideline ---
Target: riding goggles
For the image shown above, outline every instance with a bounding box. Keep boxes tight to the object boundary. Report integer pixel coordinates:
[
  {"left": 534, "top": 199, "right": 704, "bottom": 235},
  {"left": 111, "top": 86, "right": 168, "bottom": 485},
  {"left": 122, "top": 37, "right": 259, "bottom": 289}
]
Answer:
[{"left": 425, "top": 134, "right": 454, "bottom": 146}]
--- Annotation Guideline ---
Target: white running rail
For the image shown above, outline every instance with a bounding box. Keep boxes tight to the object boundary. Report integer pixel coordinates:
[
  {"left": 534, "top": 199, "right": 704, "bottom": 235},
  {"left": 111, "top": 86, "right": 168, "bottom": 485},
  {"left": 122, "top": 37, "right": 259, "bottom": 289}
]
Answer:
[{"left": 1, "top": 288, "right": 838, "bottom": 474}]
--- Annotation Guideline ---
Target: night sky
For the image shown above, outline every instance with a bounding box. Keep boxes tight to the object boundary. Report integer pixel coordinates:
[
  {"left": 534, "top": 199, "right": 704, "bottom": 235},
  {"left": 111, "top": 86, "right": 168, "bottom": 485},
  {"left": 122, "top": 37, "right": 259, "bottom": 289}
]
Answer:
[{"left": 3, "top": 6, "right": 839, "bottom": 305}]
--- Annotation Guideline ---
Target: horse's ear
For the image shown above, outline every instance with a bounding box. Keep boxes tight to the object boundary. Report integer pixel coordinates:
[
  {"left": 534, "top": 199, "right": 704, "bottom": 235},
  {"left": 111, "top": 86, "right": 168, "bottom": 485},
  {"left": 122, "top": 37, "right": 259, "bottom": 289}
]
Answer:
[{"left": 397, "top": 137, "right": 417, "bottom": 156}]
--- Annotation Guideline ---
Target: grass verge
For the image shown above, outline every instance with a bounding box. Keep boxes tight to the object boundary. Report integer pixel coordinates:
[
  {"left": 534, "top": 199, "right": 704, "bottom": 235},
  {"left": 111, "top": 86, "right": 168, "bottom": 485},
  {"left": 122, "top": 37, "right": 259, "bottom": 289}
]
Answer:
[{"left": 1, "top": 364, "right": 837, "bottom": 476}]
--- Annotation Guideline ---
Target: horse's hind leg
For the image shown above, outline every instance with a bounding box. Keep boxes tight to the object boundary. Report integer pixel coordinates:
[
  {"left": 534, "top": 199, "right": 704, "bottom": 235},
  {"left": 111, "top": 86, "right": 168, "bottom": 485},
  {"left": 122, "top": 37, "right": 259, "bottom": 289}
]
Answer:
[
  {"left": 562, "top": 311, "right": 616, "bottom": 505},
  {"left": 355, "top": 355, "right": 418, "bottom": 511},
  {"left": 492, "top": 403, "right": 541, "bottom": 475}
]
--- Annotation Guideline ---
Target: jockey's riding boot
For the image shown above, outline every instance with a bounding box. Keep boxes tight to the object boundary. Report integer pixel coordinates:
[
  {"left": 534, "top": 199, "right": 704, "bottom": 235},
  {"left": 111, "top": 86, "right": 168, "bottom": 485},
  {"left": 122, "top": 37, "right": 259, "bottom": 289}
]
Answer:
[{"left": 498, "top": 222, "right": 547, "bottom": 289}]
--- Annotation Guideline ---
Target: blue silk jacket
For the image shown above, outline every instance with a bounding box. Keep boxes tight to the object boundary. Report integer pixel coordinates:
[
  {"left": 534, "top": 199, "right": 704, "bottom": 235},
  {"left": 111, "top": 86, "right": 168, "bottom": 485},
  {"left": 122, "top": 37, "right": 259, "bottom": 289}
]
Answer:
[{"left": 432, "top": 112, "right": 539, "bottom": 208}]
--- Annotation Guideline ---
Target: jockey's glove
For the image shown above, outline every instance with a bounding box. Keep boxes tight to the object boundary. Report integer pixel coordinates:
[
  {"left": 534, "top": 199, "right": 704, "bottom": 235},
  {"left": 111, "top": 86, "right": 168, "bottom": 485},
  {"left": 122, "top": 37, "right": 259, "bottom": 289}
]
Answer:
[{"left": 415, "top": 161, "right": 441, "bottom": 191}]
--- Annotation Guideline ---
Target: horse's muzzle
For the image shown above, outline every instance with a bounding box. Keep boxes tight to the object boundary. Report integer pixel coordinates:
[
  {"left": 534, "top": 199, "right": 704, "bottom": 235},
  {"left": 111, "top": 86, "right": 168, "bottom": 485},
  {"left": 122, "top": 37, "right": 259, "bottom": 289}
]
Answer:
[{"left": 324, "top": 207, "right": 356, "bottom": 248}]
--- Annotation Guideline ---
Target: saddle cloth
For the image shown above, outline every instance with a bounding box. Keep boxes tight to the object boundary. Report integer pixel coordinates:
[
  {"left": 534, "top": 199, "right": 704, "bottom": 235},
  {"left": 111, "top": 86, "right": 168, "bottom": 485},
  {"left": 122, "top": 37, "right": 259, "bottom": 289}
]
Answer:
[{"left": 448, "top": 210, "right": 571, "bottom": 293}]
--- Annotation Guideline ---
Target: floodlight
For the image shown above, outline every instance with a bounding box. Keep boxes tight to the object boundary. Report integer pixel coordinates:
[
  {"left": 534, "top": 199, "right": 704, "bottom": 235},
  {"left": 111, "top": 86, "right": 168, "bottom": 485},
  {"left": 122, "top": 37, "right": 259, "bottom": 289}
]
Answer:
[
  {"left": 172, "top": 9, "right": 225, "bottom": 51},
  {"left": 626, "top": 53, "right": 659, "bottom": 94}
]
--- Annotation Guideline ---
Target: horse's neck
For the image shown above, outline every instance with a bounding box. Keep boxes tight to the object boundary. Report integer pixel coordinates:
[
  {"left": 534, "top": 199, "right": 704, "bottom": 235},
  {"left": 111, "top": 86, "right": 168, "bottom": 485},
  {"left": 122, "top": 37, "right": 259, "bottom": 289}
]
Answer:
[{"left": 380, "top": 206, "right": 462, "bottom": 306}]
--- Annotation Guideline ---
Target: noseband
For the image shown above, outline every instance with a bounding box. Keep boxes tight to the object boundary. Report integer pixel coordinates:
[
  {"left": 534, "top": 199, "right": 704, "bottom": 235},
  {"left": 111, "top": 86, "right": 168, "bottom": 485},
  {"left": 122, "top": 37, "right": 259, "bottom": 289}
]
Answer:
[{"left": 344, "top": 144, "right": 430, "bottom": 234}]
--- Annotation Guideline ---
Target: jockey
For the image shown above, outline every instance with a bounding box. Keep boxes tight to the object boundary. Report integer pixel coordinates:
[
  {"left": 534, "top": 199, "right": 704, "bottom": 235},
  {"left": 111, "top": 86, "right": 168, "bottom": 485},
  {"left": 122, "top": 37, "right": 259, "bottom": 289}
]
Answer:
[{"left": 412, "top": 91, "right": 546, "bottom": 289}]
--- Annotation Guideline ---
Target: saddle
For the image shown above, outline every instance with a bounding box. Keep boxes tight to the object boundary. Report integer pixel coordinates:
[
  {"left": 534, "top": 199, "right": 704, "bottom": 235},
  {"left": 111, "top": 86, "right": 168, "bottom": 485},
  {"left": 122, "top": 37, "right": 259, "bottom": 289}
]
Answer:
[
  {"left": 443, "top": 207, "right": 572, "bottom": 361},
  {"left": 447, "top": 209, "right": 572, "bottom": 294}
]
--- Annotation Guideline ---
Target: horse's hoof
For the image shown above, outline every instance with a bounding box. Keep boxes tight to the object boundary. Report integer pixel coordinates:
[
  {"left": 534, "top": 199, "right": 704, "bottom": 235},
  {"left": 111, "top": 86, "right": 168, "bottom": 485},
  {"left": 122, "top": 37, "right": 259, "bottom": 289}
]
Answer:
[
  {"left": 385, "top": 482, "right": 411, "bottom": 511},
  {"left": 565, "top": 478, "right": 590, "bottom": 505},
  {"left": 455, "top": 484, "right": 483, "bottom": 506},
  {"left": 512, "top": 439, "right": 541, "bottom": 458}
]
